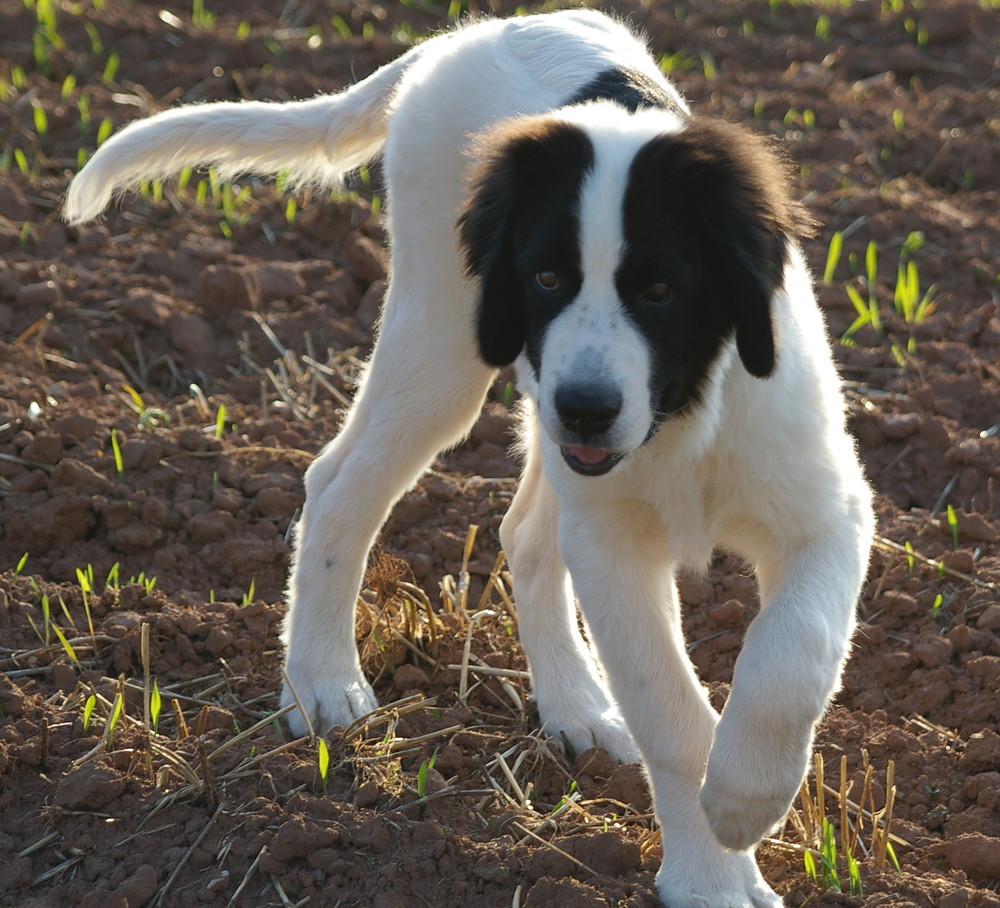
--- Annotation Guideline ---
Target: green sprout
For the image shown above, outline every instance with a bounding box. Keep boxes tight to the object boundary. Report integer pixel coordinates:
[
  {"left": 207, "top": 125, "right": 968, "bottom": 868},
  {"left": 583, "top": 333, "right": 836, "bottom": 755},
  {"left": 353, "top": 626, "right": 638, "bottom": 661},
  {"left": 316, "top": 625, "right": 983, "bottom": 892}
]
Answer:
[
  {"left": 32, "top": 102, "right": 49, "bottom": 140},
  {"left": 317, "top": 737, "right": 330, "bottom": 795},
  {"left": 77, "top": 94, "right": 91, "bottom": 130},
  {"left": 192, "top": 0, "right": 216, "bottom": 29},
  {"left": 150, "top": 679, "right": 162, "bottom": 732},
  {"left": 416, "top": 748, "right": 439, "bottom": 798},
  {"left": 215, "top": 403, "right": 228, "bottom": 439},
  {"left": 52, "top": 624, "right": 80, "bottom": 667},
  {"left": 96, "top": 116, "right": 114, "bottom": 146},
  {"left": 842, "top": 240, "right": 883, "bottom": 344},
  {"left": 105, "top": 692, "right": 124, "bottom": 751},
  {"left": 946, "top": 505, "right": 959, "bottom": 549},
  {"left": 820, "top": 818, "right": 841, "bottom": 891},
  {"left": 110, "top": 429, "right": 125, "bottom": 480},
  {"left": 82, "top": 693, "right": 97, "bottom": 734},
  {"left": 823, "top": 231, "right": 843, "bottom": 285},
  {"left": 102, "top": 51, "right": 121, "bottom": 85},
  {"left": 84, "top": 21, "right": 103, "bottom": 54}
]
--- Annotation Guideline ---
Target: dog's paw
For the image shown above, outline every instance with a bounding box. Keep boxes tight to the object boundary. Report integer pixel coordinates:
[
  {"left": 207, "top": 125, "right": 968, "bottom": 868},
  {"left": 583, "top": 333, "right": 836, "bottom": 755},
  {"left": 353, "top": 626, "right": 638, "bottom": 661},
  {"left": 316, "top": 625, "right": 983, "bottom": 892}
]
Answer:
[
  {"left": 657, "top": 847, "right": 783, "bottom": 908},
  {"left": 280, "top": 672, "right": 379, "bottom": 737},
  {"left": 534, "top": 679, "right": 639, "bottom": 762},
  {"left": 544, "top": 703, "right": 639, "bottom": 763}
]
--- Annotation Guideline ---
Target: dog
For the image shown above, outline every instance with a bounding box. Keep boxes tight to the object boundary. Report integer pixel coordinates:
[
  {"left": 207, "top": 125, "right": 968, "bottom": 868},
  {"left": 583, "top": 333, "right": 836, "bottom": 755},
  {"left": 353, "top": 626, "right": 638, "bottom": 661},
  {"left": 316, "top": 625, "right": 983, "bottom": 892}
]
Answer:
[{"left": 65, "top": 10, "right": 874, "bottom": 907}]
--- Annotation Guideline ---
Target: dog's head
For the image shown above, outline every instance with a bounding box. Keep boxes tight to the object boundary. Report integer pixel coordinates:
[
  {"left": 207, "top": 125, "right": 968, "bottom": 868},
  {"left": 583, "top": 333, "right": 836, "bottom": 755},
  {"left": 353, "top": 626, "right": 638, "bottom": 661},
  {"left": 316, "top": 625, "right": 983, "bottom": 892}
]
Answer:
[{"left": 457, "top": 104, "right": 812, "bottom": 476}]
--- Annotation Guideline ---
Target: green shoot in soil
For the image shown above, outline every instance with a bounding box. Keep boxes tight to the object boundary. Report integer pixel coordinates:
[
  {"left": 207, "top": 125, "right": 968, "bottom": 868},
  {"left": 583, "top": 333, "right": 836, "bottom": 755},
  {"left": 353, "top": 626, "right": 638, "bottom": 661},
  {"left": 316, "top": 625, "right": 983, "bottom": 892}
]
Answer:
[
  {"left": 823, "top": 230, "right": 843, "bottom": 285},
  {"left": 317, "top": 737, "right": 330, "bottom": 795},
  {"left": 151, "top": 679, "right": 162, "bottom": 732},
  {"left": 81, "top": 693, "right": 97, "bottom": 735},
  {"left": 946, "top": 505, "right": 959, "bottom": 549},
  {"left": 416, "top": 748, "right": 439, "bottom": 798},
  {"left": 105, "top": 692, "right": 124, "bottom": 751},
  {"left": 110, "top": 429, "right": 125, "bottom": 479}
]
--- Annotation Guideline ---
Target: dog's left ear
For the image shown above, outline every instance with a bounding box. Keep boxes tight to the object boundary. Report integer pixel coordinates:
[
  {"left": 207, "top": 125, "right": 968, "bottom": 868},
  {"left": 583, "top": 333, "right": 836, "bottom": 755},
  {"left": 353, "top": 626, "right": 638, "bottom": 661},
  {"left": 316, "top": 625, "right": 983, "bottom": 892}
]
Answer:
[{"left": 683, "top": 120, "right": 816, "bottom": 378}]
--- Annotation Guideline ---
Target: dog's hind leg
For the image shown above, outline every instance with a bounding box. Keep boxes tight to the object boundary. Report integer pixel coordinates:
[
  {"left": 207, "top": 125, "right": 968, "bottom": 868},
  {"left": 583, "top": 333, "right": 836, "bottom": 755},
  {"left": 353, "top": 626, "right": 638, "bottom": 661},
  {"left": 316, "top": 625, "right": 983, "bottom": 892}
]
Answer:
[
  {"left": 500, "top": 413, "right": 637, "bottom": 762},
  {"left": 281, "top": 277, "right": 495, "bottom": 737}
]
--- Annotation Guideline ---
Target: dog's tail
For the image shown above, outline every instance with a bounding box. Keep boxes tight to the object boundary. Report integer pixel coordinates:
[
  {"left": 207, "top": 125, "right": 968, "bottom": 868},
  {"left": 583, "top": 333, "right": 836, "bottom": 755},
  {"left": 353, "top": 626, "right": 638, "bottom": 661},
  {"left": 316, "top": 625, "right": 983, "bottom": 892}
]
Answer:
[{"left": 64, "top": 50, "right": 416, "bottom": 225}]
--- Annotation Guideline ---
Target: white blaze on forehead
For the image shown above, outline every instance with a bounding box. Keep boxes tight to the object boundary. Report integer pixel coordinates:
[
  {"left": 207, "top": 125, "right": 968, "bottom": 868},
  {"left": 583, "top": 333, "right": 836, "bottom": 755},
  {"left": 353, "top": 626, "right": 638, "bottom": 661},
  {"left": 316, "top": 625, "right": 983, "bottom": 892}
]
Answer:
[
  {"left": 558, "top": 102, "right": 687, "bottom": 309},
  {"left": 534, "top": 103, "right": 688, "bottom": 454}
]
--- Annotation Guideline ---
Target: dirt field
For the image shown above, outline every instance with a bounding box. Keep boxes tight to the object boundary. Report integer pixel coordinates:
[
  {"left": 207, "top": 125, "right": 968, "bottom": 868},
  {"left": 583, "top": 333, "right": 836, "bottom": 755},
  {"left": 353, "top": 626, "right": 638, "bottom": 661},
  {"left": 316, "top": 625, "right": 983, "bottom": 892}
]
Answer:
[{"left": 1, "top": 1, "right": 998, "bottom": 906}]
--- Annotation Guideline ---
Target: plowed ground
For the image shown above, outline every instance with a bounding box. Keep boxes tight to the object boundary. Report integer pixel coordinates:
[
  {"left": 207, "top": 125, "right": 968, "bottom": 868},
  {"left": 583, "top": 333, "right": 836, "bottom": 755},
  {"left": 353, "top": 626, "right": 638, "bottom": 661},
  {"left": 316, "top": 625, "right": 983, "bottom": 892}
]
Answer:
[{"left": 1, "top": 2, "right": 998, "bottom": 906}]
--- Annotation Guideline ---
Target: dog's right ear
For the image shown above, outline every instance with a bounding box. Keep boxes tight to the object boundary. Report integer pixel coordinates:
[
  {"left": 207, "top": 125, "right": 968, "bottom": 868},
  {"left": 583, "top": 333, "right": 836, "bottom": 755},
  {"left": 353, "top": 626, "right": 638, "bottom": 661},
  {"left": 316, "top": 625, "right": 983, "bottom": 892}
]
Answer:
[{"left": 458, "top": 117, "right": 593, "bottom": 368}]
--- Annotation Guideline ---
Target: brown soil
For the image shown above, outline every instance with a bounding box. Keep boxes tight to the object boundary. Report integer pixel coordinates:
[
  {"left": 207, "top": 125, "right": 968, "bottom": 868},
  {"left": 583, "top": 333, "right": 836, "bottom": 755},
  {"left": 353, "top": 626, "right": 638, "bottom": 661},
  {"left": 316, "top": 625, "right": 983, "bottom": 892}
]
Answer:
[{"left": 1, "top": 1, "right": 998, "bottom": 906}]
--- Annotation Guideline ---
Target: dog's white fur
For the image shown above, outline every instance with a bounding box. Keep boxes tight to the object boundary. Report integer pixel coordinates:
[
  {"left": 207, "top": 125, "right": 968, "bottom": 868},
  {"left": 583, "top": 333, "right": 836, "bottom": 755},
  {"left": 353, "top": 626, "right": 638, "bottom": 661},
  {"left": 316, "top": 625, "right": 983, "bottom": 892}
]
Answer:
[{"left": 66, "top": 11, "right": 873, "bottom": 907}]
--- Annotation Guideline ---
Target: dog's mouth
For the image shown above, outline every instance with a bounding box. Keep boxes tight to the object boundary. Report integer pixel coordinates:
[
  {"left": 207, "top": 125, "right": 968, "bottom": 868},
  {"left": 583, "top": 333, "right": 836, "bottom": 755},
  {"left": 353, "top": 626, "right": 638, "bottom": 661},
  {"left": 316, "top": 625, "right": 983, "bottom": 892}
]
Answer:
[{"left": 559, "top": 444, "right": 625, "bottom": 477}]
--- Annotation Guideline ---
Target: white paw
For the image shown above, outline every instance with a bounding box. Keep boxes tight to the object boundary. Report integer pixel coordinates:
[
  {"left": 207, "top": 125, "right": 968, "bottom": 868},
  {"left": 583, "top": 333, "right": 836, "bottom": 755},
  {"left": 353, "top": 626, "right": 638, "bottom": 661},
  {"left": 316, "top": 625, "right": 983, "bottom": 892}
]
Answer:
[
  {"left": 280, "top": 670, "right": 379, "bottom": 737},
  {"left": 541, "top": 702, "right": 639, "bottom": 763},
  {"left": 657, "top": 847, "right": 783, "bottom": 908},
  {"left": 534, "top": 677, "right": 639, "bottom": 763}
]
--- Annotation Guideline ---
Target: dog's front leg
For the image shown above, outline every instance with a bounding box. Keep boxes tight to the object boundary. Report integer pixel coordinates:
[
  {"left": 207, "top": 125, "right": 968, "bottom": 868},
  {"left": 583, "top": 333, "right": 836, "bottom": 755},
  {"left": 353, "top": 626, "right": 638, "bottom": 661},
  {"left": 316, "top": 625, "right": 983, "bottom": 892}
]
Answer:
[
  {"left": 558, "top": 496, "right": 782, "bottom": 908},
  {"left": 501, "top": 420, "right": 636, "bottom": 761},
  {"left": 700, "top": 506, "right": 873, "bottom": 852}
]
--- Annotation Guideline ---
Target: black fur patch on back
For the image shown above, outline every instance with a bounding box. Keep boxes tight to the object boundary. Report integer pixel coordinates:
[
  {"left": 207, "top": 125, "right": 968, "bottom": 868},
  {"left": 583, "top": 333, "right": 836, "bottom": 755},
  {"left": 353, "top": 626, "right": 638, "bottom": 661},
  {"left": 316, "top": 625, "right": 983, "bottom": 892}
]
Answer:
[{"left": 568, "top": 67, "right": 684, "bottom": 116}]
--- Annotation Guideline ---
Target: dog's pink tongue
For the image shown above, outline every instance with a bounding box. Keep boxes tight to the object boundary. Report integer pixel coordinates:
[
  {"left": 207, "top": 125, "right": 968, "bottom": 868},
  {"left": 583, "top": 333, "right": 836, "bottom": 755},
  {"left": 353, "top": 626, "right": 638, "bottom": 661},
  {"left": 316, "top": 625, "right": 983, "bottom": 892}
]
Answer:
[{"left": 564, "top": 445, "right": 611, "bottom": 466}]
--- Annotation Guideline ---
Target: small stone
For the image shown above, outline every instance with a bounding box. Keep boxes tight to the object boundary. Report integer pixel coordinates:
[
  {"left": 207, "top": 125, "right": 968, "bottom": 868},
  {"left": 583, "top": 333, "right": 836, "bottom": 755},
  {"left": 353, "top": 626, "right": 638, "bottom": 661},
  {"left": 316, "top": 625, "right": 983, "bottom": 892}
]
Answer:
[
  {"left": 977, "top": 604, "right": 1000, "bottom": 632},
  {"left": 21, "top": 431, "right": 63, "bottom": 465},
  {"left": 257, "top": 263, "right": 306, "bottom": 301},
  {"left": 393, "top": 663, "right": 430, "bottom": 693},
  {"left": 109, "top": 864, "right": 158, "bottom": 908},
  {"left": 167, "top": 312, "right": 215, "bottom": 366},
  {"left": 960, "top": 730, "right": 1000, "bottom": 774},
  {"left": 197, "top": 265, "right": 260, "bottom": 315},
  {"left": 54, "top": 765, "right": 127, "bottom": 810},
  {"left": 346, "top": 234, "right": 388, "bottom": 285},
  {"left": 942, "top": 833, "right": 1000, "bottom": 883},
  {"left": 912, "top": 633, "right": 953, "bottom": 668}
]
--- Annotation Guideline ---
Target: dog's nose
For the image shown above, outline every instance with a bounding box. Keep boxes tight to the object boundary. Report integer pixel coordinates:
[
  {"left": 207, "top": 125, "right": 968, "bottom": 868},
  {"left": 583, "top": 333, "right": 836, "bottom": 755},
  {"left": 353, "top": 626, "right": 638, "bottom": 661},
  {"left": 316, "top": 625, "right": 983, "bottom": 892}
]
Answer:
[{"left": 554, "top": 384, "right": 622, "bottom": 441}]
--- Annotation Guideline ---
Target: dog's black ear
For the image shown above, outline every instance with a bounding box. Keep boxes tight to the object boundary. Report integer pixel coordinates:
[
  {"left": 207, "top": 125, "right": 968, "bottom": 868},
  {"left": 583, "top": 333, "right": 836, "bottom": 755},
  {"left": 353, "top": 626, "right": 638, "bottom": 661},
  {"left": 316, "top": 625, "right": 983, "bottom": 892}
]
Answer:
[
  {"left": 457, "top": 143, "right": 526, "bottom": 367},
  {"left": 683, "top": 120, "right": 816, "bottom": 378},
  {"left": 458, "top": 117, "right": 594, "bottom": 368}
]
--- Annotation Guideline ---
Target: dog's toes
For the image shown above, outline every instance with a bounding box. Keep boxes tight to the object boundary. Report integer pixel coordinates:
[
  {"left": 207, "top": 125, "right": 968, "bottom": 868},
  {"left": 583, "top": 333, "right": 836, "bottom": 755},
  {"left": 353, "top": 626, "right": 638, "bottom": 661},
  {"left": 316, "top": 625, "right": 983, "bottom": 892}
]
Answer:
[
  {"left": 549, "top": 707, "right": 639, "bottom": 763},
  {"left": 535, "top": 677, "right": 639, "bottom": 763},
  {"left": 656, "top": 848, "right": 784, "bottom": 908},
  {"left": 281, "top": 674, "right": 379, "bottom": 737},
  {"left": 334, "top": 680, "right": 380, "bottom": 725},
  {"left": 591, "top": 714, "right": 640, "bottom": 764}
]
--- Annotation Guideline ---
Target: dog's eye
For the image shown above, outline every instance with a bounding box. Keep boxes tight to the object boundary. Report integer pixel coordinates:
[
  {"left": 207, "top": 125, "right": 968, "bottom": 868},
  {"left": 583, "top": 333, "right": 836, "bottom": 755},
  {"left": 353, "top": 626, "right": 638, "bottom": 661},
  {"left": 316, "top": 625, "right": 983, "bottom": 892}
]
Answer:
[
  {"left": 535, "top": 270, "right": 560, "bottom": 291},
  {"left": 643, "top": 282, "right": 671, "bottom": 304}
]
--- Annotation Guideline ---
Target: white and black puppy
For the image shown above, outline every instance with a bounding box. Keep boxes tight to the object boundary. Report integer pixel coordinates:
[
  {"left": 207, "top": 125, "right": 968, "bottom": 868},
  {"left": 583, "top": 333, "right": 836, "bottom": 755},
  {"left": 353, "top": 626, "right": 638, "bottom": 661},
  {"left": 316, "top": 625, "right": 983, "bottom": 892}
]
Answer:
[{"left": 66, "top": 11, "right": 873, "bottom": 907}]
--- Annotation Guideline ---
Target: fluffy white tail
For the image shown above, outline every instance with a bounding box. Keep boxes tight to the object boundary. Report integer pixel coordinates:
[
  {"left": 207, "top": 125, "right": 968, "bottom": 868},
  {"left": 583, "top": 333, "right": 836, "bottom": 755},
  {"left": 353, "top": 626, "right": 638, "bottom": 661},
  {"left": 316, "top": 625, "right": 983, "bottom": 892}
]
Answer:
[{"left": 64, "top": 51, "right": 415, "bottom": 225}]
